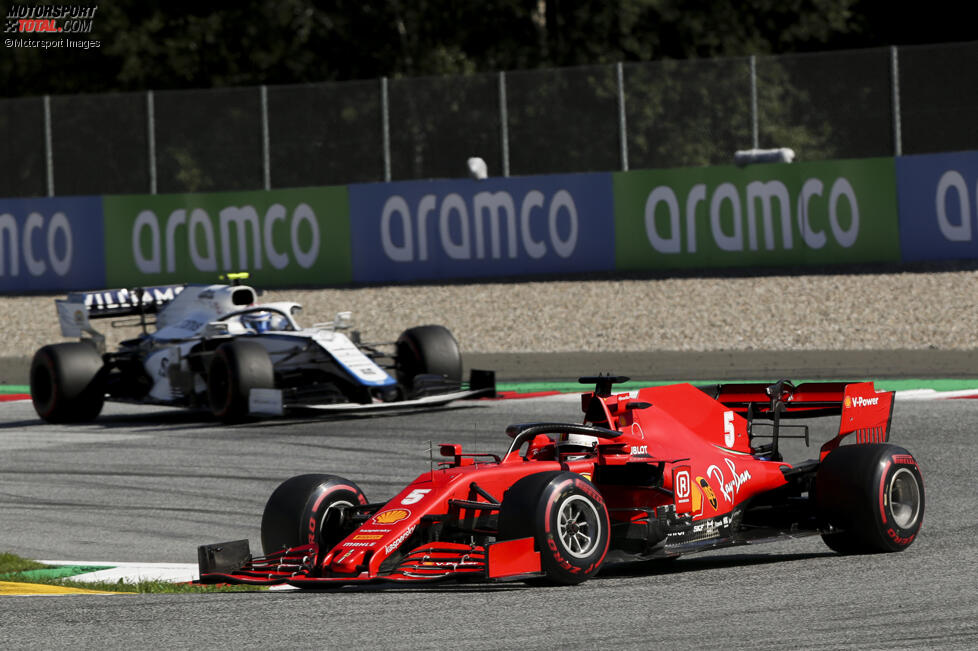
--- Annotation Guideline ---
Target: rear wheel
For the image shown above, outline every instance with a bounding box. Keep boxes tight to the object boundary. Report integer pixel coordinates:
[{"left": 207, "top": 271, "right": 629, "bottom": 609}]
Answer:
[
  {"left": 207, "top": 340, "right": 274, "bottom": 423},
  {"left": 816, "top": 444, "right": 924, "bottom": 553},
  {"left": 395, "top": 325, "right": 462, "bottom": 389},
  {"left": 260, "top": 474, "right": 368, "bottom": 554},
  {"left": 30, "top": 342, "right": 105, "bottom": 423},
  {"left": 498, "top": 471, "right": 610, "bottom": 585}
]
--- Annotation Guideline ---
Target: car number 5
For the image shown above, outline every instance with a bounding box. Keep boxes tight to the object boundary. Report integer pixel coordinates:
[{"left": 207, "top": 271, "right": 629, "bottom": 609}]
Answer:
[
  {"left": 401, "top": 488, "right": 431, "bottom": 505},
  {"left": 724, "top": 410, "right": 735, "bottom": 447}
]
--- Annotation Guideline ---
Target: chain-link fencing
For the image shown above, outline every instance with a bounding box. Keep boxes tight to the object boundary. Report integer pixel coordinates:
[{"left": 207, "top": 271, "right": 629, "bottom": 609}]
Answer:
[{"left": 2, "top": 41, "right": 976, "bottom": 198}]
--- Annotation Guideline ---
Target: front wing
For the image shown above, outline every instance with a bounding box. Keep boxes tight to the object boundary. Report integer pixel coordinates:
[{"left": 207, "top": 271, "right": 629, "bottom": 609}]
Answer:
[
  {"left": 197, "top": 538, "right": 542, "bottom": 587},
  {"left": 248, "top": 386, "right": 493, "bottom": 417}
]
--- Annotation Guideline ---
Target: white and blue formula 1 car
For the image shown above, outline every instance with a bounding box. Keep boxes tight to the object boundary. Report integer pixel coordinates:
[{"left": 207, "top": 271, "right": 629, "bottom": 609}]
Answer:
[{"left": 30, "top": 277, "right": 493, "bottom": 423}]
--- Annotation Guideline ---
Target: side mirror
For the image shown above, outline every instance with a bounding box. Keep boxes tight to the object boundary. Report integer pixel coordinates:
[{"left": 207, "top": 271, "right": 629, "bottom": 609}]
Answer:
[{"left": 333, "top": 311, "right": 352, "bottom": 330}]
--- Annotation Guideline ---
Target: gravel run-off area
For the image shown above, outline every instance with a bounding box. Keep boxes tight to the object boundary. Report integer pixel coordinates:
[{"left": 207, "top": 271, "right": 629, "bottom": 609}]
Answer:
[{"left": 2, "top": 269, "right": 977, "bottom": 355}]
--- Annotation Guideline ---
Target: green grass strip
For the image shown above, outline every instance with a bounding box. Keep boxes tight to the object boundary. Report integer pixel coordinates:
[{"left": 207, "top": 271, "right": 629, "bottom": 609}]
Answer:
[
  {"left": 11, "top": 565, "right": 111, "bottom": 581},
  {"left": 0, "top": 552, "right": 46, "bottom": 573},
  {"left": 0, "top": 385, "right": 29, "bottom": 394},
  {"left": 0, "top": 552, "right": 265, "bottom": 593}
]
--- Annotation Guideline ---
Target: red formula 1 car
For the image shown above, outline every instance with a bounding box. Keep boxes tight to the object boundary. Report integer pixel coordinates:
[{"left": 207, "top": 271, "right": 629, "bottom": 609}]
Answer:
[{"left": 198, "top": 376, "right": 925, "bottom": 587}]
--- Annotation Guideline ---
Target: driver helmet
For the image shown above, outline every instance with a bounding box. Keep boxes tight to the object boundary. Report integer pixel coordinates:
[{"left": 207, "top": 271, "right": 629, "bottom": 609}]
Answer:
[
  {"left": 556, "top": 431, "right": 599, "bottom": 455},
  {"left": 241, "top": 311, "right": 288, "bottom": 333}
]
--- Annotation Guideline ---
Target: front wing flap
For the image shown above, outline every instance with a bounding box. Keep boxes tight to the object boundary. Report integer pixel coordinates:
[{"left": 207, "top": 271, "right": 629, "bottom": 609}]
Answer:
[
  {"left": 249, "top": 369, "right": 496, "bottom": 417},
  {"left": 249, "top": 387, "right": 491, "bottom": 417}
]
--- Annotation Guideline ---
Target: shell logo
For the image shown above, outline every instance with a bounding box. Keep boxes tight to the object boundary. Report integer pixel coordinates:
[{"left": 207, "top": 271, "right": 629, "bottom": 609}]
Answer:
[
  {"left": 373, "top": 508, "right": 411, "bottom": 524},
  {"left": 844, "top": 396, "right": 851, "bottom": 408}
]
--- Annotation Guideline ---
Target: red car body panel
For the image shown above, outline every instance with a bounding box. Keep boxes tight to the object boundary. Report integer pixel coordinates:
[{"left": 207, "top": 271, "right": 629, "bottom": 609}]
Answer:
[{"left": 198, "top": 378, "right": 910, "bottom": 588}]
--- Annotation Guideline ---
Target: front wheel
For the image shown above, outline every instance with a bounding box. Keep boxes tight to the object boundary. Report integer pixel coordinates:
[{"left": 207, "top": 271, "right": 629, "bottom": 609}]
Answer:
[
  {"left": 395, "top": 325, "right": 462, "bottom": 389},
  {"left": 498, "top": 471, "right": 610, "bottom": 585},
  {"left": 260, "top": 474, "right": 368, "bottom": 554},
  {"left": 816, "top": 444, "right": 924, "bottom": 553},
  {"left": 207, "top": 340, "right": 274, "bottom": 423}
]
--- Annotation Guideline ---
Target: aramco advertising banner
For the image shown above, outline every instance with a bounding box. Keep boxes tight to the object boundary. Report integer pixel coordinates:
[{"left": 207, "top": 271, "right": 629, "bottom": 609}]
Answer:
[
  {"left": 613, "top": 158, "right": 901, "bottom": 270},
  {"left": 0, "top": 195, "right": 105, "bottom": 292},
  {"left": 347, "top": 174, "right": 616, "bottom": 283},
  {"left": 102, "top": 187, "right": 352, "bottom": 287},
  {"left": 896, "top": 150, "right": 978, "bottom": 261}
]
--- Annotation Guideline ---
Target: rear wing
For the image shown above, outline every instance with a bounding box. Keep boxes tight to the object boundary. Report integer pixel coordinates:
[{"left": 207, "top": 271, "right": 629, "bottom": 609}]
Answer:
[
  {"left": 700, "top": 379, "right": 894, "bottom": 460},
  {"left": 56, "top": 285, "right": 186, "bottom": 338}
]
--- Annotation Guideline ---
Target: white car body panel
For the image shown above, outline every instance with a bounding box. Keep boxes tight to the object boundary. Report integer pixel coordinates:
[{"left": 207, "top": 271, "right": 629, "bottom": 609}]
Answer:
[{"left": 46, "top": 281, "right": 482, "bottom": 418}]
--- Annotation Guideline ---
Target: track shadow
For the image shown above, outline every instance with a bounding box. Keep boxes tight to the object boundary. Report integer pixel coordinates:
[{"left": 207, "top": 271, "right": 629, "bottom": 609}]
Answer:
[
  {"left": 594, "top": 549, "right": 834, "bottom": 580},
  {"left": 210, "top": 550, "right": 836, "bottom": 596},
  {"left": 0, "top": 402, "right": 488, "bottom": 433}
]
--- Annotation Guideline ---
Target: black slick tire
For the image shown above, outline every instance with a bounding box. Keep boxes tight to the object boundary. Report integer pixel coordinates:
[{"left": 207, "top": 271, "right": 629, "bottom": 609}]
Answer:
[
  {"left": 30, "top": 342, "right": 105, "bottom": 423},
  {"left": 207, "top": 340, "right": 274, "bottom": 423},
  {"left": 395, "top": 325, "right": 462, "bottom": 387}
]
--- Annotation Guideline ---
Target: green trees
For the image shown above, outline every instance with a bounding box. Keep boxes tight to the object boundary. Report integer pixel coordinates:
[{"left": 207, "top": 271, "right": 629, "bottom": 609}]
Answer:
[{"left": 3, "top": 0, "right": 955, "bottom": 97}]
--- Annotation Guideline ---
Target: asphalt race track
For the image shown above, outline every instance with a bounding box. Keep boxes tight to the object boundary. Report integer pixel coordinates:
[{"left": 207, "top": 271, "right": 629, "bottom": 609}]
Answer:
[{"left": 1, "top": 392, "right": 977, "bottom": 649}]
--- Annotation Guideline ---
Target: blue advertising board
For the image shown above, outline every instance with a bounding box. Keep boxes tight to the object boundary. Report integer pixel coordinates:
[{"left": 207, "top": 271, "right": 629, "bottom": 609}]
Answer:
[
  {"left": 348, "top": 174, "right": 616, "bottom": 283},
  {"left": 0, "top": 196, "right": 105, "bottom": 292},
  {"left": 897, "top": 150, "right": 978, "bottom": 261}
]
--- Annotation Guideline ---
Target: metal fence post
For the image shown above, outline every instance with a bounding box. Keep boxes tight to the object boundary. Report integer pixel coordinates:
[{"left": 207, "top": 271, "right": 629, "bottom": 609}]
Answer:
[
  {"left": 616, "top": 62, "right": 629, "bottom": 172},
  {"left": 890, "top": 46, "right": 902, "bottom": 157},
  {"left": 750, "top": 55, "right": 759, "bottom": 150},
  {"left": 43, "top": 94, "right": 54, "bottom": 196},
  {"left": 498, "top": 70, "right": 510, "bottom": 177},
  {"left": 381, "top": 76, "right": 391, "bottom": 182},
  {"left": 146, "top": 90, "right": 157, "bottom": 194},
  {"left": 260, "top": 85, "right": 271, "bottom": 190}
]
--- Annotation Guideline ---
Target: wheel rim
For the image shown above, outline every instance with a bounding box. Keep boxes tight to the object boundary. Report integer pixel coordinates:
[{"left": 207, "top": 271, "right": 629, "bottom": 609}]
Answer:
[
  {"left": 556, "top": 494, "right": 601, "bottom": 559},
  {"left": 888, "top": 468, "right": 921, "bottom": 529}
]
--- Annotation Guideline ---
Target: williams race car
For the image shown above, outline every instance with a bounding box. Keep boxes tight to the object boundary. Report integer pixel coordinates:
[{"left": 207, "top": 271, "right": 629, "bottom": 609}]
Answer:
[
  {"left": 30, "top": 277, "right": 493, "bottom": 423},
  {"left": 198, "top": 376, "right": 924, "bottom": 587}
]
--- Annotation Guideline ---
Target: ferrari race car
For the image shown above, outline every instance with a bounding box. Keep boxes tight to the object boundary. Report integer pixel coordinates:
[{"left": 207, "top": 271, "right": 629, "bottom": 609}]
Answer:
[
  {"left": 198, "top": 376, "right": 924, "bottom": 588},
  {"left": 30, "top": 277, "right": 493, "bottom": 423}
]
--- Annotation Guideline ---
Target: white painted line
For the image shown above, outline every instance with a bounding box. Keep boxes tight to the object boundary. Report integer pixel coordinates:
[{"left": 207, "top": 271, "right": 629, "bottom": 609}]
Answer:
[
  {"left": 895, "top": 389, "right": 978, "bottom": 401},
  {"left": 504, "top": 392, "right": 581, "bottom": 403}
]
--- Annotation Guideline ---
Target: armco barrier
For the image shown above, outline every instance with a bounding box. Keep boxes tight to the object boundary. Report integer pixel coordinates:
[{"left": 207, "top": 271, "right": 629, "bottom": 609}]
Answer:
[
  {"left": 348, "top": 174, "right": 616, "bottom": 283},
  {"left": 0, "top": 196, "right": 105, "bottom": 292},
  {"left": 897, "top": 150, "right": 978, "bottom": 262},
  {"left": 613, "top": 158, "right": 901, "bottom": 271},
  {"left": 101, "top": 187, "right": 352, "bottom": 288}
]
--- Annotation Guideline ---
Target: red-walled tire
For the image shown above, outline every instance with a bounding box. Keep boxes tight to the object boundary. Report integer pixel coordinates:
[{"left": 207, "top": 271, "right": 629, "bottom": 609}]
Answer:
[
  {"left": 30, "top": 342, "right": 105, "bottom": 423},
  {"left": 816, "top": 444, "right": 924, "bottom": 553},
  {"left": 499, "top": 471, "right": 610, "bottom": 585},
  {"left": 260, "top": 474, "right": 368, "bottom": 554}
]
